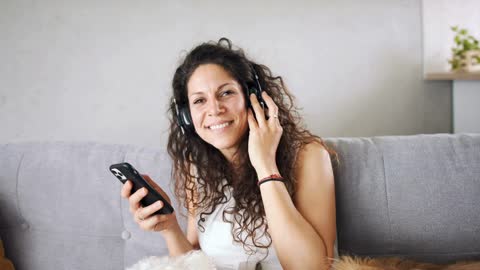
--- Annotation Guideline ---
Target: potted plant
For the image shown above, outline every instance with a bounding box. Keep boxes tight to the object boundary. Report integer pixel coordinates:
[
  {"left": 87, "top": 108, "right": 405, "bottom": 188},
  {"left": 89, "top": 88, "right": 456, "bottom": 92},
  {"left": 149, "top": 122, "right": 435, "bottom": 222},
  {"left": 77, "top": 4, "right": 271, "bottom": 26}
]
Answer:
[{"left": 449, "top": 26, "right": 480, "bottom": 72}]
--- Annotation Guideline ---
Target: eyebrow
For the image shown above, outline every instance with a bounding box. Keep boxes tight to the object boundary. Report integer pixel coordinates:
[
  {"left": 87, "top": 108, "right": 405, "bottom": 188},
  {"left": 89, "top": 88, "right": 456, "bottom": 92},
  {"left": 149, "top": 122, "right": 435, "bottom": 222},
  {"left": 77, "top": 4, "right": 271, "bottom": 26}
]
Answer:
[{"left": 189, "top": 82, "right": 236, "bottom": 97}]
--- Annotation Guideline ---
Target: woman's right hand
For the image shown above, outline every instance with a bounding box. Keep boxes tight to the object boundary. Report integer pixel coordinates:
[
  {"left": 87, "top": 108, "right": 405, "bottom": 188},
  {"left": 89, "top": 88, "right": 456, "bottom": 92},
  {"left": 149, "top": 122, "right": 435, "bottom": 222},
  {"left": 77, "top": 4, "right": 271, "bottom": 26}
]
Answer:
[{"left": 121, "top": 175, "right": 178, "bottom": 233}]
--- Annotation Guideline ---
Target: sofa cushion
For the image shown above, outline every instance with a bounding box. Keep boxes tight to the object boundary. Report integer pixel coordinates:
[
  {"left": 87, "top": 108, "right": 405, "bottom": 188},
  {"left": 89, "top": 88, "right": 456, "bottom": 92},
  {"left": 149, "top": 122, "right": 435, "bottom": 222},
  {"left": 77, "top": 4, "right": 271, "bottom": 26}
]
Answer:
[
  {"left": 0, "top": 142, "right": 187, "bottom": 270},
  {"left": 325, "top": 134, "right": 480, "bottom": 263}
]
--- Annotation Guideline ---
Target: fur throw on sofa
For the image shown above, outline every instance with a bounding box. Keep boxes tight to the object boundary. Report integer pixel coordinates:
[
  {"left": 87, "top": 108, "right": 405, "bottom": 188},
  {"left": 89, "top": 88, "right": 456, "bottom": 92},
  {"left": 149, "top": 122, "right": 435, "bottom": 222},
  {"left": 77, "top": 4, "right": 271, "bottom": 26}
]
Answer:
[
  {"left": 126, "top": 250, "right": 216, "bottom": 270},
  {"left": 331, "top": 256, "right": 480, "bottom": 270},
  {"left": 126, "top": 252, "right": 480, "bottom": 270}
]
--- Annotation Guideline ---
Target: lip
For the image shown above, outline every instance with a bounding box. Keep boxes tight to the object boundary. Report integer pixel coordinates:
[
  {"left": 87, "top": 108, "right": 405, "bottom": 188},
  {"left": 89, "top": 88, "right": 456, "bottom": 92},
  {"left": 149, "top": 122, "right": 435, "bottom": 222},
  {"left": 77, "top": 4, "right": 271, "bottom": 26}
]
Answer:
[{"left": 205, "top": 120, "right": 233, "bottom": 129}]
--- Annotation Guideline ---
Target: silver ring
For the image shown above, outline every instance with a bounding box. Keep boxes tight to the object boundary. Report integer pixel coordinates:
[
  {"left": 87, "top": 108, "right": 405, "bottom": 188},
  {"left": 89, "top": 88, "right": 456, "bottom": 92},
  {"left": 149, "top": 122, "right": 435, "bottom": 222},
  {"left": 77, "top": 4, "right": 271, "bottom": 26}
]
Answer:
[{"left": 272, "top": 114, "right": 278, "bottom": 118}]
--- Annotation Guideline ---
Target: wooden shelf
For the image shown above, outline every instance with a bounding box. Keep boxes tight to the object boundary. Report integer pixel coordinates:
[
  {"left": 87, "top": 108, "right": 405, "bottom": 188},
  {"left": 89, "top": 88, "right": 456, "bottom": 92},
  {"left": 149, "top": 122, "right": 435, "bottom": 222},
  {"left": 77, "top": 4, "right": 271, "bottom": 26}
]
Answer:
[{"left": 425, "top": 72, "right": 480, "bottom": 81}]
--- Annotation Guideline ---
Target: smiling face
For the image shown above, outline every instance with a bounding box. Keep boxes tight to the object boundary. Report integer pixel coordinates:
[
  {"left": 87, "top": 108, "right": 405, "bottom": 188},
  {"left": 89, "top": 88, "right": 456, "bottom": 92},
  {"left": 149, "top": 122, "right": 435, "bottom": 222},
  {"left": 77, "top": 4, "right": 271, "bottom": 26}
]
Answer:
[{"left": 187, "top": 64, "right": 249, "bottom": 161}]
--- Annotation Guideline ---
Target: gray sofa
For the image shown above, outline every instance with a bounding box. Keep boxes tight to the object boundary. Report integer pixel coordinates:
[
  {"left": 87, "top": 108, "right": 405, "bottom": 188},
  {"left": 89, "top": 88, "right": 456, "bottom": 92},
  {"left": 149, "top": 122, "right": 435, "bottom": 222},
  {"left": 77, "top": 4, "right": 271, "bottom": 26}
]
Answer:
[{"left": 0, "top": 134, "right": 479, "bottom": 269}]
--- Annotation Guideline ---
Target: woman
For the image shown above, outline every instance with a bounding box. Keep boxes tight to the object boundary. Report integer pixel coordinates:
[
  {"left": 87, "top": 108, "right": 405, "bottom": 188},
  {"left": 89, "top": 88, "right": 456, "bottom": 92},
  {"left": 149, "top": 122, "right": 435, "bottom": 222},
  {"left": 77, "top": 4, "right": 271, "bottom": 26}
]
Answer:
[{"left": 121, "top": 38, "right": 336, "bottom": 270}]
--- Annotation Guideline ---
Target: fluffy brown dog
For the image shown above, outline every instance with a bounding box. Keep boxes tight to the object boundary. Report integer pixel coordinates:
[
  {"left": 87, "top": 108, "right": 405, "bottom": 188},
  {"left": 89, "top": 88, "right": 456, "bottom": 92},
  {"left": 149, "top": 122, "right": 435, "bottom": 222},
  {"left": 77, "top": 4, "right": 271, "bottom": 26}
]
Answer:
[{"left": 331, "top": 256, "right": 480, "bottom": 270}]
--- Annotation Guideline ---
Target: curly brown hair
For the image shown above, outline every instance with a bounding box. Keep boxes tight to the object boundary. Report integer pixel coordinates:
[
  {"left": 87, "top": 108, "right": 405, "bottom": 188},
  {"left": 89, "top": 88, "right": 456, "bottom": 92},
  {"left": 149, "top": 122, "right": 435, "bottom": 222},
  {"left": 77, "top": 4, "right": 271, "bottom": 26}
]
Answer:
[{"left": 167, "top": 38, "right": 334, "bottom": 257}]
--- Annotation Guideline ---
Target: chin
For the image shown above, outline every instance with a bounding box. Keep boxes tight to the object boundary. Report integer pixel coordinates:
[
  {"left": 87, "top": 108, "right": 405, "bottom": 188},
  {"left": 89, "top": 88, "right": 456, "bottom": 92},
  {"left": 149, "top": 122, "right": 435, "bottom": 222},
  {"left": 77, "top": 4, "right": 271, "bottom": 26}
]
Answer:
[
  {"left": 199, "top": 134, "right": 245, "bottom": 156},
  {"left": 198, "top": 130, "right": 247, "bottom": 151},
  {"left": 209, "top": 140, "right": 238, "bottom": 151}
]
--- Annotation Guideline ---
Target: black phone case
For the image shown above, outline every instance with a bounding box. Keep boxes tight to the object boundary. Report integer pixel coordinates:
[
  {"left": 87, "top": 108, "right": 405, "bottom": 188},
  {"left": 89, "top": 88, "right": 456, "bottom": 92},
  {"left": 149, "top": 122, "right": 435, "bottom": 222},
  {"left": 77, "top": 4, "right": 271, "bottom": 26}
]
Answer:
[{"left": 109, "top": 162, "right": 174, "bottom": 215}]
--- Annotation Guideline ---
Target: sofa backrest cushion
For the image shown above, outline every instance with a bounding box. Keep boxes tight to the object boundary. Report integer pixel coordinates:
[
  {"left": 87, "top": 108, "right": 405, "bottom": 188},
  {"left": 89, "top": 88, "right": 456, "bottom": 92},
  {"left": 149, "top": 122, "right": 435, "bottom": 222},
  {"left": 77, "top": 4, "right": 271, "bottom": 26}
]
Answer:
[
  {"left": 325, "top": 134, "right": 480, "bottom": 263},
  {"left": 0, "top": 142, "right": 187, "bottom": 270}
]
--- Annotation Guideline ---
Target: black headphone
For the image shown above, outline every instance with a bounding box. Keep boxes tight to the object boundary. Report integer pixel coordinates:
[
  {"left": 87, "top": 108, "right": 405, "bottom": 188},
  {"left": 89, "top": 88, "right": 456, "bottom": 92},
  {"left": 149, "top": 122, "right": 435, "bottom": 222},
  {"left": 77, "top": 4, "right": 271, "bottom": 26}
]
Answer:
[{"left": 173, "top": 65, "right": 266, "bottom": 135}]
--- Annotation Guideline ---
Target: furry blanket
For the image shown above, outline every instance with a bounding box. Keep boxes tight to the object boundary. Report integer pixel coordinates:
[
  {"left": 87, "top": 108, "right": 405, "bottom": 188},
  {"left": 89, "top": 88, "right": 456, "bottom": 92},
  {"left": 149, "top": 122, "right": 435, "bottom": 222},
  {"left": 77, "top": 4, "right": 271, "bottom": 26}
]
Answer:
[
  {"left": 126, "top": 250, "right": 216, "bottom": 270},
  {"left": 126, "top": 252, "right": 480, "bottom": 270}
]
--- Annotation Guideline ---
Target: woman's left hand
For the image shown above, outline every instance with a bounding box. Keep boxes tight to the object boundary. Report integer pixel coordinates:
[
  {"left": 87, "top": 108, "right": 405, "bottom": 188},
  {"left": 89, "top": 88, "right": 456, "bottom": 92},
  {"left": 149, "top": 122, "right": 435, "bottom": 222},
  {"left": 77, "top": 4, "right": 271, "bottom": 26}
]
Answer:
[{"left": 247, "top": 91, "right": 283, "bottom": 179}]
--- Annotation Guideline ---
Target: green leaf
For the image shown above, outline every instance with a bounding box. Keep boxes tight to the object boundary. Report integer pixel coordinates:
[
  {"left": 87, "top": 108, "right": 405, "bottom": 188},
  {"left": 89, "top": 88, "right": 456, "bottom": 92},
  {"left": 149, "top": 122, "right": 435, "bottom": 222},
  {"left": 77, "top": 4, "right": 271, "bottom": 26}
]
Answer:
[
  {"left": 455, "top": 36, "right": 461, "bottom": 44},
  {"left": 460, "top": 29, "right": 468, "bottom": 35},
  {"left": 464, "top": 41, "right": 472, "bottom": 50},
  {"left": 451, "top": 26, "right": 459, "bottom": 32}
]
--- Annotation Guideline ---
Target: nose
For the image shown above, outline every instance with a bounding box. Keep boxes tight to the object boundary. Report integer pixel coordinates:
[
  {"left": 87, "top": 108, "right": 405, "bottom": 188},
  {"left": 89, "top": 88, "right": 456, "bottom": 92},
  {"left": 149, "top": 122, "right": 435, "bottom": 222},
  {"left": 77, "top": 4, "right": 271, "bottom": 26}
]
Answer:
[{"left": 207, "top": 99, "right": 225, "bottom": 116}]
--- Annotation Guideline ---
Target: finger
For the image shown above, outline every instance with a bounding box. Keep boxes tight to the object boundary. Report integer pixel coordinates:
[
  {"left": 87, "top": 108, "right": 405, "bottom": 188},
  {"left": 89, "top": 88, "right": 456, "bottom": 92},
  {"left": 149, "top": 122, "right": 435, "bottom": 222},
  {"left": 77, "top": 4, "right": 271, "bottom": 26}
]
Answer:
[
  {"left": 143, "top": 214, "right": 171, "bottom": 231},
  {"left": 129, "top": 187, "right": 147, "bottom": 212},
  {"left": 247, "top": 108, "right": 258, "bottom": 130},
  {"left": 121, "top": 180, "right": 132, "bottom": 198},
  {"left": 250, "top": 93, "right": 267, "bottom": 127},
  {"left": 261, "top": 92, "right": 279, "bottom": 120},
  {"left": 137, "top": 200, "right": 164, "bottom": 221},
  {"left": 142, "top": 174, "right": 171, "bottom": 205}
]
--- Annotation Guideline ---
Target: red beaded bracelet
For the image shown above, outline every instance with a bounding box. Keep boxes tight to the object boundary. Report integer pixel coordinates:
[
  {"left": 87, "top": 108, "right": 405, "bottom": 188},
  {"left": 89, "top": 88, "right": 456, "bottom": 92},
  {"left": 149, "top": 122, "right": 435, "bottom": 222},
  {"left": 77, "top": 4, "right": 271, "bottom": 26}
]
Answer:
[{"left": 258, "top": 174, "right": 285, "bottom": 186}]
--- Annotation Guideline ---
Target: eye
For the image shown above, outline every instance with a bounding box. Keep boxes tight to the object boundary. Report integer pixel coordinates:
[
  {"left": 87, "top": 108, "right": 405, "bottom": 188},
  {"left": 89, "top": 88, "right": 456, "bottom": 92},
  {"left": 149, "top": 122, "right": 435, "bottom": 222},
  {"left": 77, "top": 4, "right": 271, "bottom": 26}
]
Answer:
[
  {"left": 220, "top": 90, "right": 235, "bottom": 97},
  {"left": 193, "top": 98, "right": 205, "bottom": 105}
]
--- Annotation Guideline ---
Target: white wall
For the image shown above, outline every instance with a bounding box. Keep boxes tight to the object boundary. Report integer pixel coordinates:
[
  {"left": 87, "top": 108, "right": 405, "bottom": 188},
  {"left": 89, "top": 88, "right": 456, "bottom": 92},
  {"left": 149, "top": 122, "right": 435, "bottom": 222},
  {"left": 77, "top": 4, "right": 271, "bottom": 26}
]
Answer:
[
  {"left": 0, "top": 0, "right": 452, "bottom": 147},
  {"left": 423, "top": 0, "right": 480, "bottom": 74}
]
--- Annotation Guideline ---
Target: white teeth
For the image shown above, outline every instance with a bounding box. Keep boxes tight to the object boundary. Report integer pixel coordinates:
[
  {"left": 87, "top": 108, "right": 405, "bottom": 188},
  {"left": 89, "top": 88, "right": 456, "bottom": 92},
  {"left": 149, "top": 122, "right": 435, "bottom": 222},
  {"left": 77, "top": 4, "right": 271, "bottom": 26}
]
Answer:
[{"left": 209, "top": 121, "right": 231, "bottom": 130}]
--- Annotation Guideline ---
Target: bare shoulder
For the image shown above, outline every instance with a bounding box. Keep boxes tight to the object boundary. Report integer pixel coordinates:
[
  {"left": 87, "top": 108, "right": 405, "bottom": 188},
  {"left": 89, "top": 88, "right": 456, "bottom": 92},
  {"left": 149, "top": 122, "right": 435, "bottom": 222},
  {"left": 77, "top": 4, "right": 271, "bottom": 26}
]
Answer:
[
  {"left": 293, "top": 139, "right": 335, "bottom": 203},
  {"left": 295, "top": 140, "right": 333, "bottom": 176}
]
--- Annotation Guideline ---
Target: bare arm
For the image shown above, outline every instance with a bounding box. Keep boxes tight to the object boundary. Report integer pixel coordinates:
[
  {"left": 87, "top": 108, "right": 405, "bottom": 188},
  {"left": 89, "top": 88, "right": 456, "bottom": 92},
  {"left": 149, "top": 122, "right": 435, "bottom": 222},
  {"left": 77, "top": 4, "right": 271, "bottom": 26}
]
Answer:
[
  {"left": 160, "top": 172, "right": 201, "bottom": 256},
  {"left": 185, "top": 174, "right": 201, "bottom": 250},
  {"left": 121, "top": 174, "right": 199, "bottom": 257},
  {"left": 259, "top": 142, "right": 336, "bottom": 269},
  {"left": 247, "top": 91, "right": 336, "bottom": 269}
]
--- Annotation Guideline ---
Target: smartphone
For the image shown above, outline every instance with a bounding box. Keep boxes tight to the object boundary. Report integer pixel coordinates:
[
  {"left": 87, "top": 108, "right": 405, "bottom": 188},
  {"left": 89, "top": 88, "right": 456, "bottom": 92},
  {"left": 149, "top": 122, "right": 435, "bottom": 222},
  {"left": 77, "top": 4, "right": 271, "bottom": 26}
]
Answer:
[{"left": 109, "top": 162, "right": 174, "bottom": 215}]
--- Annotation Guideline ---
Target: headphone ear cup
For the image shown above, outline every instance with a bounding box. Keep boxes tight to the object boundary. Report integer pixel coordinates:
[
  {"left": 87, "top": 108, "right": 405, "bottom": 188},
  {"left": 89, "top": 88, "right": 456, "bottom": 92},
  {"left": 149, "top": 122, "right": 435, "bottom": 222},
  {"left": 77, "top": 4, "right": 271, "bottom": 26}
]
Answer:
[
  {"left": 244, "top": 83, "right": 257, "bottom": 109},
  {"left": 246, "top": 66, "right": 265, "bottom": 109},
  {"left": 178, "top": 106, "right": 194, "bottom": 133},
  {"left": 245, "top": 84, "right": 265, "bottom": 110}
]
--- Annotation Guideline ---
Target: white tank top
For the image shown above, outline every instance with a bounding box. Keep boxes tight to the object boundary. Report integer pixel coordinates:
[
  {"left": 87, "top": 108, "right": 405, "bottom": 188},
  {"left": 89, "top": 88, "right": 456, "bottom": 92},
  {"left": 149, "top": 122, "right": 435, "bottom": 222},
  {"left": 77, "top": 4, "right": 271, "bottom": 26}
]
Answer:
[{"left": 196, "top": 185, "right": 283, "bottom": 270}]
